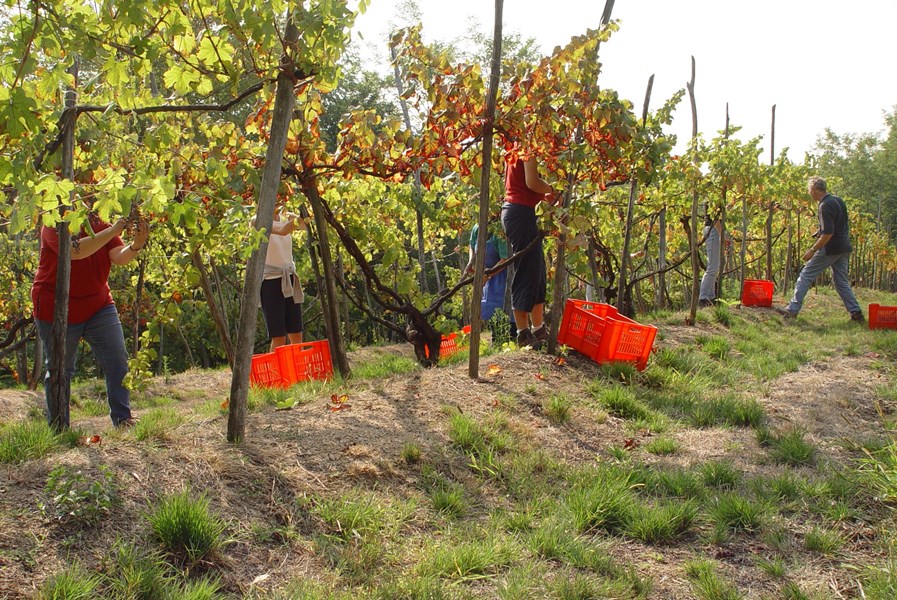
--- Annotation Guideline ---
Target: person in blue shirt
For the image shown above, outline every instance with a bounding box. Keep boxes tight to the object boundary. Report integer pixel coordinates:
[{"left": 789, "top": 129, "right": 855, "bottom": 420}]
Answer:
[
  {"left": 777, "top": 176, "right": 863, "bottom": 322},
  {"left": 464, "top": 221, "right": 515, "bottom": 340}
]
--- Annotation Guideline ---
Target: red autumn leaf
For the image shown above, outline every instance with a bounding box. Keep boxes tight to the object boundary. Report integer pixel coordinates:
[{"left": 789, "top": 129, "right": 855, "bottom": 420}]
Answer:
[
  {"left": 555, "top": 357, "right": 566, "bottom": 366},
  {"left": 534, "top": 373, "right": 546, "bottom": 381},
  {"left": 330, "top": 393, "right": 349, "bottom": 405},
  {"left": 623, "top": 438, "right": 639, "bottom": 450},
  {"left": 77, "top": 435, "right": 102, "bottom": 446},
  {"left": 328, "top": 403, "right": 351, "bottom": 412},
  {"left": 486, "top": 364, "right": 502, "bottom": 376},
  {"left": 220, "top": 399, "right": 229, "bottom": 410}
]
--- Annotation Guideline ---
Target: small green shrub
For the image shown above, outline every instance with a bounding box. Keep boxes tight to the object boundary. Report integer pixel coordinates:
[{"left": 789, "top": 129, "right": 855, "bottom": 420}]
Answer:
[
  {"left": 148, "top": 490, "right": 226, "bottom": 563},
  {"left": 40, "top": 465, "right": 120, "bottom": 527}
]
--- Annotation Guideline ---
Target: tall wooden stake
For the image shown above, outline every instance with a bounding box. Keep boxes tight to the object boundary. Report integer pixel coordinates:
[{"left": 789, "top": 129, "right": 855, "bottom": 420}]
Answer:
[
  {"left": 468, "top": 0, "right": 503, "bottom": 378},
  {"left": 227, "top": 14, "right": 300, "bottom": 443},
  {"left": 618, "top": 74, "right": 654, "bottom": 315},
  {"left": 686, "top": 56, "right": 700, "bottom": 325},
  {"left": 47, "top": 60, "right": 79, "bottom": 432}
]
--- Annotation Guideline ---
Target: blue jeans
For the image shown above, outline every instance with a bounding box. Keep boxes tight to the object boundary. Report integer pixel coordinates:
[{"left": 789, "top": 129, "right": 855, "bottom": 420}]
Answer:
[
  {"left": 699, "top": 226, "right": 721, "bottom": 301},
  {"left": 787, "top": 251, "right": 861, "bottom": 315},
  {"left": 37, "top": 304, "right": 133, "bottom": 426}
]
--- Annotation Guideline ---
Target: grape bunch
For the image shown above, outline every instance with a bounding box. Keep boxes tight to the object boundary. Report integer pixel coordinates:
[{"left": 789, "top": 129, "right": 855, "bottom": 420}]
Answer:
[{"left": 123, "top": 202, "right": 146, "bottom": 237}]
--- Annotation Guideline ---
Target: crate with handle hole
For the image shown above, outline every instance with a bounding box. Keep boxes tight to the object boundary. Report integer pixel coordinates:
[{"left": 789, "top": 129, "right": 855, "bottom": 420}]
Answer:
[
  {"left": 557, "top": 299, "right": 656, "bottom": 371},
  {"left": 741, "top": 279, "right": 774, "bottom": 307},
  {"left": 868, "top": 303, "right": 897, "bottom": 330},
  {"left": 275, "top": 340, "right": 333, "bottom": 385}
]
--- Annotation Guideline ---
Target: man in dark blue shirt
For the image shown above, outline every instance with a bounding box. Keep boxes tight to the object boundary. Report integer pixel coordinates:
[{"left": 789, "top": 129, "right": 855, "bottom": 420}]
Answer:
[{"left": 777, "top": 176, "right": 863, "bottom": 322}]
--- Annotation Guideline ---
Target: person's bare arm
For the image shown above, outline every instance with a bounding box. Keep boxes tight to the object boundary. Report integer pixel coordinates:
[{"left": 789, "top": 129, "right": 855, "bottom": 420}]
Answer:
[
  {"left": 72, "top": 219, "right": 126, "bottom": 260},
  {"left": 110, "top": 220, "right": 149, "bottom": 265},
  {"left": 522, "top": 157, "right": 553, "bottom": 195},
  {"left": 271, "top": 213, "right": 307, "bottom": 235}
]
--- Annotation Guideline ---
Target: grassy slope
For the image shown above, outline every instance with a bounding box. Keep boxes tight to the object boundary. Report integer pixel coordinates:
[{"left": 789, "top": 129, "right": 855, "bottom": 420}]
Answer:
[{"left": 1, "top": 288, "right": 897, "bottom": 599}]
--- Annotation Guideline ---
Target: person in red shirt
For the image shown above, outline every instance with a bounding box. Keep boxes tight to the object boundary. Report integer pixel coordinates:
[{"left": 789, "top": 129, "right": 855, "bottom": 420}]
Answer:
[
  {"left": 31, "top": 214, "right": 149, "bottom": 428},
  {"left": 500, "top": 153, "right": 558, "bottom": 349}
]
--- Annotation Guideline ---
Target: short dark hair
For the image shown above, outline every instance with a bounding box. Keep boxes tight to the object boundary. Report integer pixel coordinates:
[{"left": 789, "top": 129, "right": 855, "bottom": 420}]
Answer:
[{"left": 808, "top": 176, "right": 826, "bottom": 193}]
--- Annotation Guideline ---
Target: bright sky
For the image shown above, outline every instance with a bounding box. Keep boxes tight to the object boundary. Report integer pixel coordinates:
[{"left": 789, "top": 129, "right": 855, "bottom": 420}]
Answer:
[{"left": 352, "top": 0, "right": 897, "bottom": 162}]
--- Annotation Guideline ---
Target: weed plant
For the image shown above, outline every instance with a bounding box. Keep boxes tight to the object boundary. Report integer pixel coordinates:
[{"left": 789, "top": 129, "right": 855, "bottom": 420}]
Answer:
[
  {"left": 624, "top": 499, "right": 697, "bottom": 543},
  {"left": 40, "top": 465, "right": 120, "bottom": 527},
  {"left": 0, "top": 419, "right": 58, "bottom": 463},
  {"left": 35, "top": 563, "right": 100, "bottom": 600},
  {"left": 709, "top": 493, "right": 766, "bottom": 532},
  {"left": 419, "top": 532, "right": 520, "bottom": 580},
  {"left": 133, "top": 407, "right": 185, "bottom": 441},
  {"left": 543, "top": 393, "right": 572, "bottom": 424},
  {"left": 645, "top": 437, "right": 679, "bottom": 455},
  {"left": 698, "top": 461, "right": 740, "bottom": 489},
  {"left": 104, "top": 541, "right": 171, "bottom": 599},
  {"left": 803, "top": 526, "right": 844, "bottom": 555},
  {"left": 148, "top": 490, "right": 226, "bottom": 563},
  {"left": 684, "top": 559, "right": 743, "bottom": 600}
]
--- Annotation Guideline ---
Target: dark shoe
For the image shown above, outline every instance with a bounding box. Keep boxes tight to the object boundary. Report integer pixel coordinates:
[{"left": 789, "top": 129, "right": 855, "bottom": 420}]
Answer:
[
  {"left": 516, "top": 328, "right": 537, "bottom": 349},
  {"left": 774, "top": 307, "right": 797, "bottom": 320},
  {"left": 532, "top": 325, "right": 549, "bottom": 343},
  {"left": 116, "top": 416, "right": 139, "bottom": 428},
  {"left": 850, "top": 311, "right": 865, "bottom": 323}
]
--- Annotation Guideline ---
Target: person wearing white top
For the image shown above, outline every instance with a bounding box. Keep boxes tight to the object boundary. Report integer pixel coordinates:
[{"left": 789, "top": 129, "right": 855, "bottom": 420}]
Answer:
[{"left": 255, "top": 207, "right": 307, "bottom": 351}]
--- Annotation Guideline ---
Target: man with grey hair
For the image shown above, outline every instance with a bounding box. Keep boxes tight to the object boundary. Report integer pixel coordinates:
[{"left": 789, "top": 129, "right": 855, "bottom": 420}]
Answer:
[{"left": 776, "top": 176, "right": 864, "bottom": 322}]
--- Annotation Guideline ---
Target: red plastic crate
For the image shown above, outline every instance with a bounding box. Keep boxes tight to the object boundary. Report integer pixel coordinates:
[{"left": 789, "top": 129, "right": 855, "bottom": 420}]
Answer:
[
  {"left": 869, "top": 303, "right": 897, "bottom": 330},
  {"left": 558, "top": 299, "right": 619, "bottom": 348},
  {"left": 250, "top": 352, "right": 285, "bottom": 388},
  {"left": 595, "top": 317, "right": 658, "bottom": 371},
  {"left": 425, "top": 332, "right": 460, "bottom": 359},
  {"left": 557, "top": 299, "right": 656, "bottom": 371},
  {"left": 276, "top": 340, "right": 333, "bottom": 385},
  {"left": 741, "top": 279, "right": 774, "bottom": 307}
]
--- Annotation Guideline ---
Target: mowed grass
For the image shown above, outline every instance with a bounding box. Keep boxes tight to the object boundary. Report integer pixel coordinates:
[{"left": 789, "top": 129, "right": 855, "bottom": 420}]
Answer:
[{"left": 8, "top": 289, "right": 897, "bottom": 598}]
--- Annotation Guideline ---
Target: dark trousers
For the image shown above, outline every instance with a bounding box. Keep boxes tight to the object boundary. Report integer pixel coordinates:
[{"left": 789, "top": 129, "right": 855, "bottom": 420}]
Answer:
[{"left": 501, "top": 202, "right": 546, "bottom": 313}]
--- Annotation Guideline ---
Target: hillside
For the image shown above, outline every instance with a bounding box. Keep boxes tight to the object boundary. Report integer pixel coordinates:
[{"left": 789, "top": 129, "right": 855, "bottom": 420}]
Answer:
[{"left": 1, "top": 289, "right": 897, "bottom": 599}]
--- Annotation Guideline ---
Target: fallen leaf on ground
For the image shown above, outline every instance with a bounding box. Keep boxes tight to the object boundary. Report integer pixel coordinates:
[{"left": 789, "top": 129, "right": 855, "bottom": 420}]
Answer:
[
  {"left": 76, "top": 435, "right": 101, "bottom": 446},
  {"left": 220, "top": 399, "right": 229, "bottom": 410},
  {"left": 329, "top": 394, "right": 351, "bottom": 412},
  {"left": 623, "top": 438, "right": 639, "bottom": 450},
  {"left": 486, "top": 364, "right": 502, "bottom": 376},
  {"left": 554, "top": 357, "right": 566, "bottom": 366},
  {"left": 534, "top": 373, "right": 546, "bottom": 380},
  {"left": 864, "top": 352, "right": 881, "bottom": 358}
]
